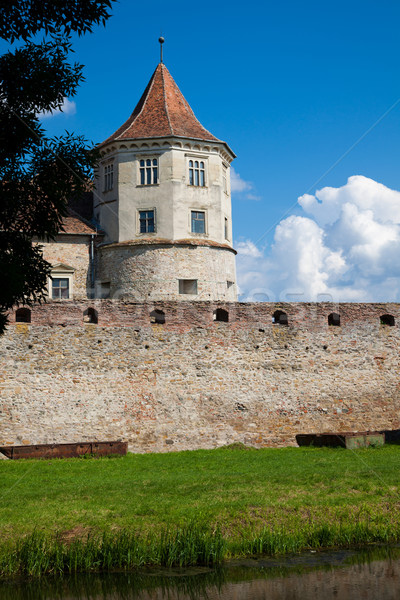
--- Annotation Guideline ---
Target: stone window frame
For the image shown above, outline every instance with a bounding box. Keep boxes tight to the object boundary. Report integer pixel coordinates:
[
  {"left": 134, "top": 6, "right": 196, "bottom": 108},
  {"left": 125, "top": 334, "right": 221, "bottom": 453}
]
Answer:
[
  {"left": 186, "top": 154, "right": 208, "bottom": 188},
  {"left": 48, "top": 264, "right": 75, "bottom": 300},
  {"left": 103, "top": 161, "right": 114, "bottom": 192},
  {"left": 137, "top": 207, "right": 157, "bottom": 235},
  {"left": 137, "top": 154, "right": 160, "bottom": 187},
  {"left": 190, "top": 208, "right": 208, "bottom": 236},
  {"left": 222, "top": 163, "right": 229, "bottom": 195},
  {"left": 178, "top": 279, "right": 198, "bottom": 295}
]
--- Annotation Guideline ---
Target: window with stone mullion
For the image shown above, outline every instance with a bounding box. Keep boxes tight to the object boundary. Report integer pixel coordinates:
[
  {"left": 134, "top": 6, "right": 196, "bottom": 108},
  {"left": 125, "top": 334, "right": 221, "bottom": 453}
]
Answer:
[
  {"left": 104, "top": 164, "right": 113, "bottom": 191},
  {"left": 191, "top": 210, "right": 205, "bottom": 234},
  {"left": 139, "top": 210, "right": 155, "bottom": 233},
  {"left": 189, "top": 160, "right": 205, "bottom": 186},
  {"left": 52, "top": 278, "right": 69, "bottom": 299},
  {"left": 140, "top": 158, "right": 158, "bottom": 185}
]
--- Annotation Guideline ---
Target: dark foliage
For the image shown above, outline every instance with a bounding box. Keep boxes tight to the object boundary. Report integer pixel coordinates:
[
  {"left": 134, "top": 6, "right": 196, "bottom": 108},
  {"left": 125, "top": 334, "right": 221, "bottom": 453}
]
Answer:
[
  {"left": 0, "top": 1, "right": 113, "bottom": 42},
  {"left": 0, "top": 1, "right": 114, "bottom": 333}
]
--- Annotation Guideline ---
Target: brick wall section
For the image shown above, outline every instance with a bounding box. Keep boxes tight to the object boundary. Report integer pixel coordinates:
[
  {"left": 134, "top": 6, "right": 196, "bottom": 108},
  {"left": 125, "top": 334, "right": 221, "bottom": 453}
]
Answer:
[
  {"left": 8, "top": 300, "right": 400, "bottom": 330},
  {"left": 1, "top": 301, "right": 400, "bottom": 452}
]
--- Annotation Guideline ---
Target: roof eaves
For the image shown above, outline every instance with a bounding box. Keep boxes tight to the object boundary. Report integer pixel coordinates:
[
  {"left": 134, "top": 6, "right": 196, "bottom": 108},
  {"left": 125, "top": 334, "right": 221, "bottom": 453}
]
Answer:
[
  {"left": 60, "top": 208, "right": 105, "bottom": 235},
  {"left": 58, "top": 231, "right": 104, "bottom": 236},
  {"left": 99, "top": 134, "right": 235, "bottom": 158}
]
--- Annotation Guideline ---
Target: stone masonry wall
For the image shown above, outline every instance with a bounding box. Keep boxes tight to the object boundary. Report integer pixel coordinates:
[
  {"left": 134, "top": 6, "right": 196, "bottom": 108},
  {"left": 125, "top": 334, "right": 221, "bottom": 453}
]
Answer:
[
  {"left": 97, "top": 243, "right": 237, "bottom": 301},
  {"left": 41, "top": 236, "right": 91, "bottom": 300},
  {"left": 1, "top": 301, "right": 400, "bottom": 452}
]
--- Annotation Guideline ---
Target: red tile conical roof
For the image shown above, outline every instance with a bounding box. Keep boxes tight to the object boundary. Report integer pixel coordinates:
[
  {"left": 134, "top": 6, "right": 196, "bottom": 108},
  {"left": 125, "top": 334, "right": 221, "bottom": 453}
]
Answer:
[{"left": 101, "top": 63, "right": 221, "bottom": 145}]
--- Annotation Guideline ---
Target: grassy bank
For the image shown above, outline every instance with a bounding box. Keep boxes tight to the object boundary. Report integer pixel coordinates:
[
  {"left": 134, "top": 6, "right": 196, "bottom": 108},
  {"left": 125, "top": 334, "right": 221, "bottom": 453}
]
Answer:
[{"left": 1, "top": 445, "right": 400, "bottom": 576}]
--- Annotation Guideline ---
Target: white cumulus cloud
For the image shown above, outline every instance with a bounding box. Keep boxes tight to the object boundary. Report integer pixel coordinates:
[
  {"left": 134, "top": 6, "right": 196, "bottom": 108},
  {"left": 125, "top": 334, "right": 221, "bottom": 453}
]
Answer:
[
  {"left": 236, "top": 175, "right": 400, "bottom": 302},
  {"left": 230, "top": 168, "right": 251, "bottom": 193},
  {"left": 230, "top": 168, "right": 261, "bottom": 200},
  {"left": 236, "top": 240, "right": 262, "bottom": 257},
  {"left": 39, "top": 98, "right": 77, "bottom": 120}
]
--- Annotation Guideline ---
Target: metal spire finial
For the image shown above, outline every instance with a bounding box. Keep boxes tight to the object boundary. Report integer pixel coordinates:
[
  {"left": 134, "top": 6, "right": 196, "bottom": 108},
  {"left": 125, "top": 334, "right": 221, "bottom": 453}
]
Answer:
[{"left": 159, "top": 36, "right": 165, "bottom": 63}]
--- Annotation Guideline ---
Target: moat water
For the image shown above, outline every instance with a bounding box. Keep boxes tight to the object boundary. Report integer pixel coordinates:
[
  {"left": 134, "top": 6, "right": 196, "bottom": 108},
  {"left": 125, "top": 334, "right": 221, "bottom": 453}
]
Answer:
[{"left": 1, "top": 546, "right": 400, "bottom": 600}]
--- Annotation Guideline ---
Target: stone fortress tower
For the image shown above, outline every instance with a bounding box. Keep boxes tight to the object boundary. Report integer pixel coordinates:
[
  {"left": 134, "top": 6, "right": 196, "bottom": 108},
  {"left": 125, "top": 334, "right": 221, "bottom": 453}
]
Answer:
[{"left": 94, "top": 40, "right": 237, "bottom": 302}]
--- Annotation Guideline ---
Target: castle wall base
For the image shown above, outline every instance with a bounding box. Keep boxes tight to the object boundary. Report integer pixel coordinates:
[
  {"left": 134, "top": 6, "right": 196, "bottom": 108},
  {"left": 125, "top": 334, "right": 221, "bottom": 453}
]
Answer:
[
  {"left": 97, "top": 243, "right": 237, "bottom": 301},
  {"left": 1, "top": 301, "right": 400, "bottom": 452}
]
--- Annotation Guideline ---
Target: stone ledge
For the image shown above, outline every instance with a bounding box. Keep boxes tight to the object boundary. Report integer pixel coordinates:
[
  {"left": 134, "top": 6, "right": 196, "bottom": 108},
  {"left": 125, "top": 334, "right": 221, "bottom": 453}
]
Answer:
[{"left": 98, "top": 238, "right": 237, "bottom": 254}]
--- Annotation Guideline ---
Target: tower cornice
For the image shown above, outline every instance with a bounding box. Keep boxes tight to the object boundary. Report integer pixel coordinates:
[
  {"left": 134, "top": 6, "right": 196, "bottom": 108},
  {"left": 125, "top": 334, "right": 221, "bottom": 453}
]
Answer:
[{"left": 100, "top": 135, "right": 236, "bottom": 163}]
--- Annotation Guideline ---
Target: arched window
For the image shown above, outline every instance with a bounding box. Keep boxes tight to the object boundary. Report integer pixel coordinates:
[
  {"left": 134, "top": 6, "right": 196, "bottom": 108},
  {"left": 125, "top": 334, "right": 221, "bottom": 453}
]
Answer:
[
  {"left": 15, "top": 308, "right": 31, "bottom": 323},
  {"left": 273, "top": 310, "right": 288, "bottom": 325},
  {"left": 328, "top": 313, "right": 340, "bottom": 327},
  {"left": 150, "top": 309, "right": 165, "bottom": 324},
  {"left": 380, "top": 314, "right": 395, "bottom": 326},
  {"left": 83, "top": 307, "right": 98, "bottom": 324},
  {"left": 213, "top": 308, "right": 229, "bottom": 322}
]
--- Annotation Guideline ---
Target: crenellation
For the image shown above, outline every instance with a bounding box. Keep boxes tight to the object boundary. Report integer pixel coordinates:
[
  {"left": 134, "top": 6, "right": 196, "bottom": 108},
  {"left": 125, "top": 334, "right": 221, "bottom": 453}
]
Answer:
[
  {"left": 8, "top": 301, "right": 400, "bottom": 331},
  {"left": 2, "top": 300, "right": 400, "bottom": 452}
]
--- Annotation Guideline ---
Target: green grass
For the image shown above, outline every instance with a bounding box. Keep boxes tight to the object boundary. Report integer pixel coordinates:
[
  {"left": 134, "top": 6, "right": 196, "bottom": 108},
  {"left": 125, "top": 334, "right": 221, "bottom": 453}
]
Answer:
[{"left": 1, "top": 445, "right": 400, "bottom": 576}]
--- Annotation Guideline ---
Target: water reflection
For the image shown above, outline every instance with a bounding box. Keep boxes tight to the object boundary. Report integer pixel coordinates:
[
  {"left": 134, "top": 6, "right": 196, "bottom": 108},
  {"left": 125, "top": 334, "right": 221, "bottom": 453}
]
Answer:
[{"left": 2, "top": 545, "right": 400, "bottom": 600}]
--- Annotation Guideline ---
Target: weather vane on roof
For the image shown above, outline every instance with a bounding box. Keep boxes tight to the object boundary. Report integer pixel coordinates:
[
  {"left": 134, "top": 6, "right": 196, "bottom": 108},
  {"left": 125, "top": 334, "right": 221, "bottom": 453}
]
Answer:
[{"left": 159, "top": 36, "right": 165, "bottom": 63}]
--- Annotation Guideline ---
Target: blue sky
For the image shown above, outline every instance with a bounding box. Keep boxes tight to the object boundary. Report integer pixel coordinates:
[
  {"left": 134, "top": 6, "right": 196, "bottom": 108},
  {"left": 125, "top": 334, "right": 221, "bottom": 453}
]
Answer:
[{"left": 30, "top": 1, "right": 400, "bottom": 300}]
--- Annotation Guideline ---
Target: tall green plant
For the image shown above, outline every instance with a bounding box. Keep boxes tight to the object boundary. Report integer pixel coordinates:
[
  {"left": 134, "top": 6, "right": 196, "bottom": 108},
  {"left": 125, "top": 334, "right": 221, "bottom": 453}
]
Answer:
[{"left": 0, "top": 0, "right": 115, "bottom": 333}]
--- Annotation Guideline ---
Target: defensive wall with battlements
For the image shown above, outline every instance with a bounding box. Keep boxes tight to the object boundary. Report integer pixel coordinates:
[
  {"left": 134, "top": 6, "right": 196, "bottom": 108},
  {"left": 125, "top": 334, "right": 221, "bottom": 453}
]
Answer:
[{"left": 1, "top": 301, "right": 399, "bottom": 452}]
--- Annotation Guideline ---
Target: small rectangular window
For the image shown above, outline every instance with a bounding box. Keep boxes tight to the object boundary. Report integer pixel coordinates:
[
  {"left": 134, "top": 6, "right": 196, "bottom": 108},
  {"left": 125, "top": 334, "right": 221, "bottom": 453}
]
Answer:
[
  {"left": 139, "top": 158, "right": 158, "bottom": 185},
  {"left": 222, "top": 166, "right": 227, "bottom": 193},
  {"left": 52, "top": 278, "right": 69, "bottom": 299},
  {"left": 191, "top": 211, "right": 205, "bottom": 234},
  {"left": 139, "top": 210, "right": 155, "bottom": 233},
  {"left": 227, "top": 281, "right": 234, "bottom": 289},
  {"left": 224, "top": 217, "right": 229, "bottom": 240},
  {"left": 104, "top": 164, "right": 114, "bottom": 192},
  {"left": 179, "top": 279, "right": 198, "bottom": 294}
]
